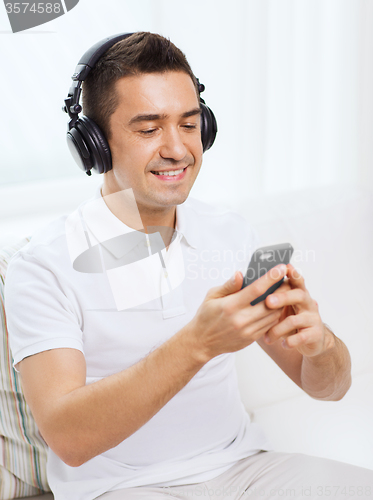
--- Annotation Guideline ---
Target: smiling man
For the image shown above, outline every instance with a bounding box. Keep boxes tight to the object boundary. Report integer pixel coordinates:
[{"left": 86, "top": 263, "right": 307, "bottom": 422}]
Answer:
[{"left": 5, "top": 32, "right": 373, "bottom": 500}]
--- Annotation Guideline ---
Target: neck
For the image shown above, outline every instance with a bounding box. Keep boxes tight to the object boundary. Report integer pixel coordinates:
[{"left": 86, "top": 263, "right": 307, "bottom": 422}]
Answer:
[
  {"left": 100, "top": 186, "right": 177, "bottom": 249},
  {"left": 141, "top": 207, "right": 176, "bottom": 232},
  {"left": 142, "top": 209, "right": 176, "bottom": 251}
]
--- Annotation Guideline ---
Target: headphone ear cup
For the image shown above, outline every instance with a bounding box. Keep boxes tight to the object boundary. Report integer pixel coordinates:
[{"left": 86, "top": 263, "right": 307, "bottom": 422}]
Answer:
[
  {"left": 66, "top": 116, "right": 112, "bottom": 175},
  {"left": 66, "top": 126, "right": 94, "bottom": 174},
  {"left": 200, "top": 101, "right": 217, "bottom": 152},
  {"left": 77, "top": 116, "right": 112, "bottom": 174}
]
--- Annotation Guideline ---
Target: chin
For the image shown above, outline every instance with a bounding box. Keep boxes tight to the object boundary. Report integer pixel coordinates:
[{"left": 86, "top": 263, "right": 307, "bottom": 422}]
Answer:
[{"left": 164, "top": 191, "right": 190, "bottom": 207}]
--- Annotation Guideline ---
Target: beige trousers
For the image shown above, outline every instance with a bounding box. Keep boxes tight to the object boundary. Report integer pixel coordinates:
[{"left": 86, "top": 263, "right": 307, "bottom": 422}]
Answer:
[{"left": 97, "top": 450, "right": 373, "bottom": 499}]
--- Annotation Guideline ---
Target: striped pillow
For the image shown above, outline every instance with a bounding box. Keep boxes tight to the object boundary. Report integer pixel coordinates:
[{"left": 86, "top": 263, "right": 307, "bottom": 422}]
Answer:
[{"left": 0, "top": 239, "right": 51, "bottom": 499}]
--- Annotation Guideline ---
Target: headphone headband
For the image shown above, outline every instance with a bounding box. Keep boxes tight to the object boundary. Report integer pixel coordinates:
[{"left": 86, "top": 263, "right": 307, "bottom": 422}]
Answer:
[{"left": 73, "top": 33, "right": 135, "bottom": 82}]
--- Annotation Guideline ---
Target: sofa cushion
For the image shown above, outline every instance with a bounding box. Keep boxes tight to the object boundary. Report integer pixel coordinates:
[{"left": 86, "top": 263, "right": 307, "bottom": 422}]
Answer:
[{"left": 0, "top": 239, "right": 51, "bottom": 499}]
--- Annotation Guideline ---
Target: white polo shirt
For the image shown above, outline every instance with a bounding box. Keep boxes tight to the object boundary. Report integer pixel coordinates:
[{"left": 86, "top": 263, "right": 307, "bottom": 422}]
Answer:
[{"left": 5, "top": 187, "right": 273, "bottom": 500}]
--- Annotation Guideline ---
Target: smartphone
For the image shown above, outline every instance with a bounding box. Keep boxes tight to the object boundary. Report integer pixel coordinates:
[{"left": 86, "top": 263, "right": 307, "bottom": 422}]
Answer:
[{"left": 241, "top": 243, "right": 294, "bottom": 306}]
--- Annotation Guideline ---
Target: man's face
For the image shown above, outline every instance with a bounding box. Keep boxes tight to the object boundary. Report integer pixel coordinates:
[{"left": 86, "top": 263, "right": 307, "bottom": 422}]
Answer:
[{"left": 104, "top": 71, "right": 203, "bottom": 219}]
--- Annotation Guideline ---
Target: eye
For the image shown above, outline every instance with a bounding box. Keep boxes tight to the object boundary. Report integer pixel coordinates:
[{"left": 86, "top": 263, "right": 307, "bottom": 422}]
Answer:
[
  {"left": 182, "top": 124, "right": 198, "bottom": 131},
  {"left": 140, "top": 129, "right": 157, "bottom": 136}
]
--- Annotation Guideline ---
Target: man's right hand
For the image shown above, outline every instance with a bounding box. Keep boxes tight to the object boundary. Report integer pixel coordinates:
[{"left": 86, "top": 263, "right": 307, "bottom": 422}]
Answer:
[{"left": 188, "top": 265, "right": 288, "bottom": 363}]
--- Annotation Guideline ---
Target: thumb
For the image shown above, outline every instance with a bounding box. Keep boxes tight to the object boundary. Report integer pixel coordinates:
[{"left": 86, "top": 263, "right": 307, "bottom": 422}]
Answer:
[{"left": 209, "top": 271, "right": 243, "bottom": 299}]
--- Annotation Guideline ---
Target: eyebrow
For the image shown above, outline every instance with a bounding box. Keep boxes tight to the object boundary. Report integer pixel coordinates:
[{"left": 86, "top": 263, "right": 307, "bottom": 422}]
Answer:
[{"left": 128, "top": 107, "right": 202, "bottom": 126}]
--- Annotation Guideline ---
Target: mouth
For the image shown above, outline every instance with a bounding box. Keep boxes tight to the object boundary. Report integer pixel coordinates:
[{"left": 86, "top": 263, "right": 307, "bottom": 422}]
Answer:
[{"left": 150, "top": 167, "right": 188, "bottom": 181}]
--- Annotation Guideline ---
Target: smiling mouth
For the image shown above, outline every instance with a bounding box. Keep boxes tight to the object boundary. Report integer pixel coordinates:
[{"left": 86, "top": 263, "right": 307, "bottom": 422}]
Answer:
[{"left": 150, "top": 167, "right": 187, "bottom": 176}]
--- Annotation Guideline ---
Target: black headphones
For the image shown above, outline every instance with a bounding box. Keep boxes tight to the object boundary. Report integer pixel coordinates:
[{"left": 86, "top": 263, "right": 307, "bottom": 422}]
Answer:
[{"left": 63, "top": 33, "right": 218, "bottom": 176}]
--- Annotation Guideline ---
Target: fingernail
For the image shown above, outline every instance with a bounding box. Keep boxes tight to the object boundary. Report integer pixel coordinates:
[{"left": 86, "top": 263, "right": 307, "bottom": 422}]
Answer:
[
  {"left": 268, "top": 295, "right": 278, "bottom": 305},
  {"left": 282, "top": 339, "right": 289, "bottom": 349},
  {"left": 264, "top": 333, "right": 270, "bottom": 344},
  {"left": 231, "top": 272, "right": 236, "bottom": 284}
]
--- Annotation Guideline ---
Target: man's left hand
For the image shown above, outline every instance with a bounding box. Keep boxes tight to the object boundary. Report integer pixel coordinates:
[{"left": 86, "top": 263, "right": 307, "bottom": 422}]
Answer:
[{"left": 264, "top": 264, "right": 331, "bottom": 358}]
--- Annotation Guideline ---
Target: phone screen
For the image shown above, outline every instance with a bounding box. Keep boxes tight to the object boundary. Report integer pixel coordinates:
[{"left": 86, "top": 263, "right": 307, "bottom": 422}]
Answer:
[{"left": 242, "top": 243, "right": 294, "bottom": 305}]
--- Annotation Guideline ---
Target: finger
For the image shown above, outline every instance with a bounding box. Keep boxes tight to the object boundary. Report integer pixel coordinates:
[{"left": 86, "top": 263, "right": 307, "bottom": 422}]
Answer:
[
  {"left": 237, "top": 264, "right": 287, "bottom": 308},
  {"left": 275, "top": 278, "right": 291, "bottom": 290},
  {"left": 237, "top": 300, "right": 283, "bottom": 333},
  {"left": 244, "top": 308, "right": 282, "bottom": 332},
  {"left": 265, "top": 288, "right": 315, "bottom": 311},
  {"left": 278, "top": 304, "right": 294, "bottom": 322},
  {"left": 272, "top": 279, "right": 291, "bottom": 296},
  {"left": 281, "top": 330, "right": 308, "bottom": 349},
  {"left": 207, "top": 271, "right": 244, "bottom": 300},
  {"left": 281, "top": 327, "right": 323, "bottom": 354},
  {"left": 248, "top": 315, "right": 283, "bottom": 343},
  {"left": 265, "top": 311, "right": 315, "bottom": 344},
  {"left": 285, "top": 264, "right": 307, "bottom": 291}
]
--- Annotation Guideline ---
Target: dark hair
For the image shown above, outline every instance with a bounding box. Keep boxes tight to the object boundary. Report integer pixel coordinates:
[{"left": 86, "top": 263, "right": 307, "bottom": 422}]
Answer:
[{"left": 82, "top": 32, "right": 199, "bottom": 140}]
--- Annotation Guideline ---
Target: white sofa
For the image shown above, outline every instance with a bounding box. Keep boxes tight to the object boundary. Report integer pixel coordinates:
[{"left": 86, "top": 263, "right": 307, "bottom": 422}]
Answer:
[{"left": 12, "top": 183, "right": 373, "bottom": 500}]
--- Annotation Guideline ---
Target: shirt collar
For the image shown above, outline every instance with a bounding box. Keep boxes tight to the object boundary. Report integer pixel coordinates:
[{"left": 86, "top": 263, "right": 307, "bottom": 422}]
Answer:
[
  {"left": 175, "top": 199, "right": 197, "bottom": 250},
  {"left": 81, "top": 185, "right": 197, "bottom": 259}
]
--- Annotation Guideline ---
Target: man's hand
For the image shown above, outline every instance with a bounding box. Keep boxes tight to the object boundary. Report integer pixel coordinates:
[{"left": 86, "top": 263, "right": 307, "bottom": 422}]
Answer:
[
  {"left": 188, "top": 264, "right": 288, "bottom": 363},
  {"left": 264, "top": 264, "right": 331, "bottom": 357}
]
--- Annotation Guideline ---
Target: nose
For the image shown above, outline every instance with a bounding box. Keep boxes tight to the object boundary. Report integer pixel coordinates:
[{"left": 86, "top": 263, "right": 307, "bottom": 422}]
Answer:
[{"left": 159, "top": 126, "right": 188, "bottom": 162}]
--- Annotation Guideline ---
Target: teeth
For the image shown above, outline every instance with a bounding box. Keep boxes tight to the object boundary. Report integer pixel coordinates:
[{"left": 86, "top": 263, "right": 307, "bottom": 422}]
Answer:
[{"left": 153, "top": 168, "right": 185, "bottom": 176}]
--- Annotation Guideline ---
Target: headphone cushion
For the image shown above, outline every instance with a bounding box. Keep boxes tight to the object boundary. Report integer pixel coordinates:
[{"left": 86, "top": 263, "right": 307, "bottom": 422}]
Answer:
[
  {"left": 77, "top": 116, "right": 112, "bottom": 174},
  {"left": 200, "top": 102, "right": 217, "bottom": 152},
  {"left": 67, "top": 127, "right": 93, "bottom": 174}
]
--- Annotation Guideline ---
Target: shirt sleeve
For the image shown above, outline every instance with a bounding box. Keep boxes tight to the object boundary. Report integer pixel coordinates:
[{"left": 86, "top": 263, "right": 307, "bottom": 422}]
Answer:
[{"left": 4, "top": 251, "right": 84, "bottom": 373}]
